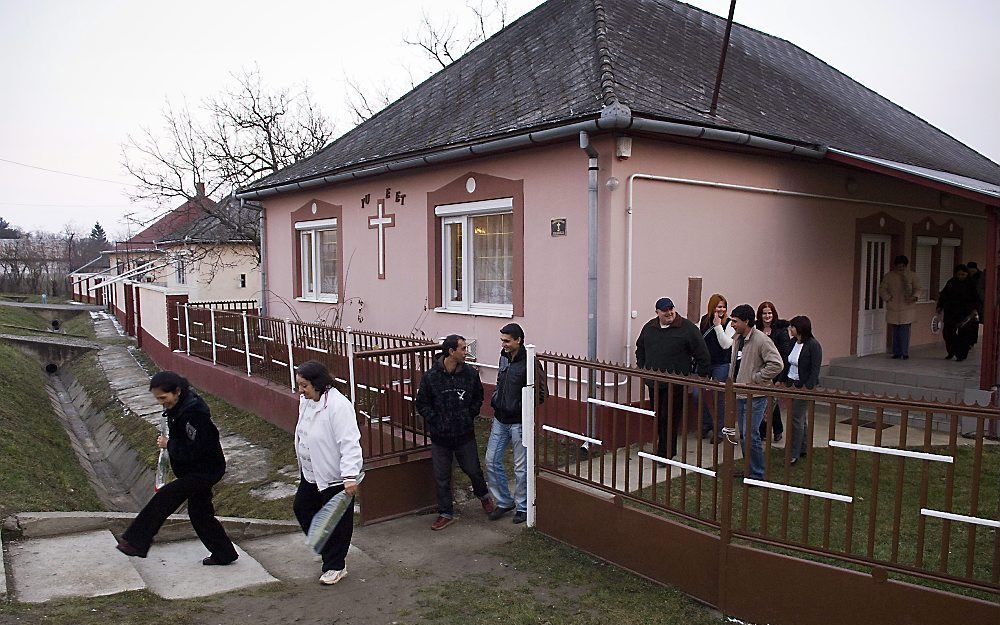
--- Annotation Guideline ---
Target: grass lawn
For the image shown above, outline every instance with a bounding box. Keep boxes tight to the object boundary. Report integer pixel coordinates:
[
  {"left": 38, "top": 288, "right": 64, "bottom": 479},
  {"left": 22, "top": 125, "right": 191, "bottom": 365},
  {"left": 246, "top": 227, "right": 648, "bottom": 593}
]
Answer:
[
  {"left": 0, "top": 341, "right": 103, "bottom": 518},
  {"left": 0, "top": 304, "right": 51, "bottom": 335},
  {"left": 412, "top": 530, "right": 724, "bottom": 625},
  {"left": 629, "top": 444, "right": 999, "bottom": 599}
]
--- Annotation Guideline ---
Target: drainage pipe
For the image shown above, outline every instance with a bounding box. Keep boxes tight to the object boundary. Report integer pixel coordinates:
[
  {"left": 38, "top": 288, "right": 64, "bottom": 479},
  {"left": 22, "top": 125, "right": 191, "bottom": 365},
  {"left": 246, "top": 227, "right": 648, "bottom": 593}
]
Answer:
[
  {"left": 623, "top": 173, "right": 985, "bottom": 365},
  {"left": 580, "top": 132, "right": 600, "bottom": 362}
]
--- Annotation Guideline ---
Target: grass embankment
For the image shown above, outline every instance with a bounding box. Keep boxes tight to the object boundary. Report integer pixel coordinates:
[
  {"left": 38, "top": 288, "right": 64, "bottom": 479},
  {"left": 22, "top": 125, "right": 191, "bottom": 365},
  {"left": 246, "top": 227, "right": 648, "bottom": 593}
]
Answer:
[
  {"left": 632, "top": 445, "right": 999, "bottom": 598},
  {"left": 0, "top": 340, "right": 103, "bottom": 518},
  {"left": 69, "top": 338, "right": 297, "bottom": 521},
  {"left": 0, "top": 589, "right": 217, "bottom": 625},
  {"left": 413, "top": 530, "right": 723, "bottom": 624},
  {"left": 0, "top": 304, "right": 50, "bottom": 336}
]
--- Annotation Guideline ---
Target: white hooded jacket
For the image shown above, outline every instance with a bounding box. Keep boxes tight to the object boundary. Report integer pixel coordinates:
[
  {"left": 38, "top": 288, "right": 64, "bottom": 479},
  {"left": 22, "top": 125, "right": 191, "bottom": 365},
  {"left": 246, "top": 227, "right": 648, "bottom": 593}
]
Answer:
[{"left": 295, "top": 388, "right": 363, "bottom": 490}]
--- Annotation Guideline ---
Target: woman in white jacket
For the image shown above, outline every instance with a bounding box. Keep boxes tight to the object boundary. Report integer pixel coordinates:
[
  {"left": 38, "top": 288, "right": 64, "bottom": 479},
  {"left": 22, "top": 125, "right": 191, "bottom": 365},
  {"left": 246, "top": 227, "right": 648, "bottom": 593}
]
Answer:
[
  {"left": 293, "top": 360, "right": 363, "bottom": 586},
  {"left": 697, "top": 294, "right": 736, "bottom": 441}
]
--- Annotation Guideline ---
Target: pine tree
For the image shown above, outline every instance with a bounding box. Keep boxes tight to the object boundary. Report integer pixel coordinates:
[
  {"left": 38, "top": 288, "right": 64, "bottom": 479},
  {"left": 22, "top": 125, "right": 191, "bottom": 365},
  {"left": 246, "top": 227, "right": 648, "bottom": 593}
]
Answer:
[{"left": 90, "top": 222, "right": 107, "bottom": 242}]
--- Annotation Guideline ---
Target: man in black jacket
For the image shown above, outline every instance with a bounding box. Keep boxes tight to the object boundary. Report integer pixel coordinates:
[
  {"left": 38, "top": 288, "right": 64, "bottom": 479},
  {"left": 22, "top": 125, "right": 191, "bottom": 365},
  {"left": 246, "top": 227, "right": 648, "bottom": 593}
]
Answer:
[
  {"left": 635, "top": 297, "right": 711, "bottom": 458},
  {"left": 485, "top": 323, "right": 548, "bottom": 524},
  {"left": 415, "top": 334, "right": 495, "bottom": 530}
]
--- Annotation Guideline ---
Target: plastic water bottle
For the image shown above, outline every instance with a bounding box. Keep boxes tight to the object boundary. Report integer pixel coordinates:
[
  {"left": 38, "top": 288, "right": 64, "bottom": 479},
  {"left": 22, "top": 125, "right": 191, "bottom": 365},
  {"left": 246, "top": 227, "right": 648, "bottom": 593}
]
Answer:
[{"left": 154, "top": 416, "right": 170, "bottom": 491}]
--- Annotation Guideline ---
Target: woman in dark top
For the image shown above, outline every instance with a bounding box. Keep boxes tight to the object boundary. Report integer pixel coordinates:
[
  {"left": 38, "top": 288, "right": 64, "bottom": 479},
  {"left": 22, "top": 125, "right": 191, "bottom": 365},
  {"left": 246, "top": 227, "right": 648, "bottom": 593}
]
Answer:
[
  {"left": 698, "top": 294, "right": 735, "bottom": 441},
  {"left": 116, "top": 371, "right": 238, "bottom": 565},
  {"left": 785, "top": 316, "right": 822, "bottom": 464},
  {"left": 756, "top": 301, "right": 789, "bottom": 442},
  {"left": 936, "top": 264, "right": 979, "bottom": 361}
]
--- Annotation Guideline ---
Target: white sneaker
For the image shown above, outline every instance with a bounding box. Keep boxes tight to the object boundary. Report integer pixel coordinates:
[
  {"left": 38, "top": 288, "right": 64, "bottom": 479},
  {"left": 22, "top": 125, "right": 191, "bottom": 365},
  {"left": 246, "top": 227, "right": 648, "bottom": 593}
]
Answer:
[{"left": 319, "top": 568, "right": 348, "bottom": 585}]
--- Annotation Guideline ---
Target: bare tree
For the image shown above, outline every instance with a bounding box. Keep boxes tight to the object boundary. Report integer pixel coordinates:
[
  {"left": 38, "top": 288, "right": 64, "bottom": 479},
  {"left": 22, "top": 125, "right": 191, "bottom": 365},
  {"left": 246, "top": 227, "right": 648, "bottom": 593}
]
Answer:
[
  {"left": 345, "top": 1, "right": 509, "bottom": 124},
  {"left": 121, "top": 68, "right": 334, "bottom": 249}
]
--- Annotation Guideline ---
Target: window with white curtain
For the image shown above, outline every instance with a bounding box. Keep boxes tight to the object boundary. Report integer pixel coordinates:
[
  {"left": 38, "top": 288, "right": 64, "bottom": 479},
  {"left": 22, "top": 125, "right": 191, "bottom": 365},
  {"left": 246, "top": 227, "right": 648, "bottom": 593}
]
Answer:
[
  {"left": 174, "top": 256, "right": 187, "bottom": 285},
  {"left": 436, "top": 198, "right": 513, "bottom": 313},
  {"left": 296, "top": 218, "right": 338, "bottom": 302},
  {"left": 938, "top": 238, "right": 961, "bottom": 293},
  {"left": 913, "top": 237, "right": 935, "bottom": 302}
]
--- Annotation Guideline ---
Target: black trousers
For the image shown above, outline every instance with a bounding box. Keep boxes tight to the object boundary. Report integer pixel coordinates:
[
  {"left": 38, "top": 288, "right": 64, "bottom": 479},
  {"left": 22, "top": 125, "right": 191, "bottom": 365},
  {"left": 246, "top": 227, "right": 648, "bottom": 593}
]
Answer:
[
  {"left": 431, "top": 436, "right": 489, "bottom": 517},
  {"left": 943, "top": 317, "right": 977, "bottom": 359},
  {"left": 293, "top": 477, "right": 355, "bottom": 573},
  {"left": 759, "top": 400, "right": 784, "bottom": 440},
  {"left": 122, "top": 473, "right": 237, "bottom": 561},
  {"left": 651, "top": 383, "right": 686, "bottom": 458}
]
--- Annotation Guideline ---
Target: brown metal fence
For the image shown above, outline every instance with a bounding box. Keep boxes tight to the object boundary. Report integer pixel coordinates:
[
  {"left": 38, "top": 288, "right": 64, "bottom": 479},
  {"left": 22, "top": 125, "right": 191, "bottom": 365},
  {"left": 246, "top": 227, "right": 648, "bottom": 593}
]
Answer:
[
  {"left": 187, "top": 299, "right": 260, "bottom": 313},
  {"left": 535, "top": 351, "right": 1000, "bottom": 598}
]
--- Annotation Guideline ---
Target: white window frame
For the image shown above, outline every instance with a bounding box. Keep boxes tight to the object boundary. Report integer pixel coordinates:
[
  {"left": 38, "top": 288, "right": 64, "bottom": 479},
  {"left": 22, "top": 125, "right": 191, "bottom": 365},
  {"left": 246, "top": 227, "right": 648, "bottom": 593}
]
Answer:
[
  {"left": 435, "top": 198, "right": 514, "bottom": 315},
  {"left": 938, "top": 237, "right": 961, "bottom": 293},
  {"left": 174, "top": 256, "right": 187, "bottom": 285},
  {"left": 295, "top": 217, "right": 339, "bottom": 303}
]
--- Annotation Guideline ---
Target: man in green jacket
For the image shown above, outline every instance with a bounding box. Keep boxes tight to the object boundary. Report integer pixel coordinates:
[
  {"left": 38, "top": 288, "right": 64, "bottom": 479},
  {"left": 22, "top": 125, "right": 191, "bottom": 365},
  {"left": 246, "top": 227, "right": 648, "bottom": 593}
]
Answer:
[{"left": 636, "top": 297, "right": 711, "bottom": 458}]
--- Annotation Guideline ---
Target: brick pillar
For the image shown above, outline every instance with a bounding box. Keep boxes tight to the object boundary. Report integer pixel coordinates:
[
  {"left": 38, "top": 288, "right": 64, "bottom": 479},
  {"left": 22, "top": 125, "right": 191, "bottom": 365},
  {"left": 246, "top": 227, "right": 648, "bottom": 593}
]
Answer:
[{"left": 166, "top": 294, "right": 190, "bottom": 351}]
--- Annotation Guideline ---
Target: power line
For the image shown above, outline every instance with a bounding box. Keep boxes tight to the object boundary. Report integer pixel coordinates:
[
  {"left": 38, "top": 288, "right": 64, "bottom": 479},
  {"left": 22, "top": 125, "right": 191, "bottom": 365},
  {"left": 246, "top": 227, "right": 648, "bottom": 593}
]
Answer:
[
  {"left": 0, "top": 202, "right": 135, "bottom": 208},
  {"left": 0, "top": 157, "right": 134, "bottom": 185}
]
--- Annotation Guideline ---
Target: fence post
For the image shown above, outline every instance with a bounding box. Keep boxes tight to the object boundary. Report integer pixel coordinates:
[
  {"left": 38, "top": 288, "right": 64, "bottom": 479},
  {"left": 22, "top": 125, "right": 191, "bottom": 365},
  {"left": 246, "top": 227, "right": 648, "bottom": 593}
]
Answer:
[
  {"left": 285, "top": 319, "right": 296, "bottom": 390},
  {"left": 717, "top": 376, "right": 737, "bottom": 612},
  {"left": 210, "top": 308, "right": 218, "bottom": 365},
  {"left": 524, "top": 343, "right": 537, "bottom": 528},
  {"left": 184, "top": 304, "right": 191, "bottom": 355},
  {"left": 346, "top": 326, "right": 356, "bottom": 404},
  {"left": 242, "top": 311, "right": 252, "bottom": 376}
]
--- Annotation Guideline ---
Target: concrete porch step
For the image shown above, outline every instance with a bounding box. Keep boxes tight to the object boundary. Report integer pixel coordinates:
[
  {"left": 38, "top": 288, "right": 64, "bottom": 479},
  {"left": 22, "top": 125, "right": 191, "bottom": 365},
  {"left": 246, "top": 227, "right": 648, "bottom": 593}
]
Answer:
[{"left": 820, "top": 375, "right": 961, "bottom": 404}]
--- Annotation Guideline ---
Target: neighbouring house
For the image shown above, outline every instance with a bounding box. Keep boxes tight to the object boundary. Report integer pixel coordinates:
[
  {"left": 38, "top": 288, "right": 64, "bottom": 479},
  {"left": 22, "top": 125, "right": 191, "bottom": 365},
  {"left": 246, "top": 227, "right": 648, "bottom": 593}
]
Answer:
[
  {"left": 237, "top": 0, "right": 999, "bottom": 389},
  {"left": 72, "top": 188, "right": 262, "bottom": 305}
]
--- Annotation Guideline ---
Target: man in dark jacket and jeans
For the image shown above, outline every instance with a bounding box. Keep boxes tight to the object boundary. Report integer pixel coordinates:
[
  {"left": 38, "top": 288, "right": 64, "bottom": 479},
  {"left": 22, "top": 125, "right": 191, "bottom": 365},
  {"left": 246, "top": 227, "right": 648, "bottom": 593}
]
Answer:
[
  {"left": 415, "top": 334, "right": 495, "bottom": 530},
  {"left": 485, "top": 323, "right": 548, "bottom": 524},
  {"left": 635, "top": 297, "right": 711, "bottom": 458}
]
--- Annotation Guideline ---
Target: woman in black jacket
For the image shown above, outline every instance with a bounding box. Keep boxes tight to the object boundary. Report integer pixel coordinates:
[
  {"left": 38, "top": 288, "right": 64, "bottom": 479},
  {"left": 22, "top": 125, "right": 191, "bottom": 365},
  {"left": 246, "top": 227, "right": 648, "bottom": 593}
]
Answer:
[
  {"left": 756, "top": 301, "right": 789, "bottom": 442},
  {"left": 116, "top": 371, "right": 238, "bottom": 565},
  {"left": 785, "top": 316, "right": 822, "bottom": 464},
  {"left": 937, "top": 264, "right": 979, "bottom": 361}
]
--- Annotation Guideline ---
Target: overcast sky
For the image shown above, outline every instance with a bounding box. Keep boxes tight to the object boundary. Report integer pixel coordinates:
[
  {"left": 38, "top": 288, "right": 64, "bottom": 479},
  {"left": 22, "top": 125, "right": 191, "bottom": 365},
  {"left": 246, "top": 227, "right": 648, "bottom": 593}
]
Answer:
[{"left": 2, "top": 0, "right": 997, "bottom": 238}]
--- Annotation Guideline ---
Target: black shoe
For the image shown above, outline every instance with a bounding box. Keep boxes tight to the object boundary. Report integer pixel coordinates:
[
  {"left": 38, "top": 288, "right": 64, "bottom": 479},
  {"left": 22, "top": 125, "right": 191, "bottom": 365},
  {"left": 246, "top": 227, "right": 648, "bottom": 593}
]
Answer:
[
  {"left": 773, "top": 433, "right": 783, "bottom": 443},
  {"left": 902, "top": 355, "right": 909, "bottom": 360},
  {"left": 732, "top": 469, "right": 745, "bottom": 479},
  {"left": 891, "top": 354, "right": 901, "bottom": 359},
  {"left": 116, "top": 539, "right": 147, "bottom": 558},
  {"left": 202, "top": 554, "right": 238, "bottom": 566},
  {"left": 945, "top": 354, "right": 954, "bottom": 360},
  {"left": 512, "top": 511, "right": 527, "bottom": 524},
  {"left": 956, "top": 356, "right": 967, "bottom": 362},
  {"left": 489, "top": 504, "right": 515, "bottom": 521}
]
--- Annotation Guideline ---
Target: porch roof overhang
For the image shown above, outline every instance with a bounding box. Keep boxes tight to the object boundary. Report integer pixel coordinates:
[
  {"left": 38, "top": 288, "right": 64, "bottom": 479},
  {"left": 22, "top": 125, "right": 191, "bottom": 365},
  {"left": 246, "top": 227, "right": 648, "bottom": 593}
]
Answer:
[{"left": 826, "top": 148, "right": 1000, "bottom": 209}]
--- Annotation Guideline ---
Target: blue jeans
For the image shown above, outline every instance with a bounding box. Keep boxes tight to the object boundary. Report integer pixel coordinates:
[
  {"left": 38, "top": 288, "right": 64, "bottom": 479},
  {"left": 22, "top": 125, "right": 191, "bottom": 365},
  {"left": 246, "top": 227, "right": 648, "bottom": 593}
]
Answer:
[
  {"left": 485, "top": 420, "right": 527, "bottom": 513},
  {"left": 890, "top": 323, "right": 911, "bottom": 357},
  {"left": 698, "top": 363, "right": 730, "bottom": 435},
  {"left": 737, "top": 396, "right": 768, "bottom": 479}
]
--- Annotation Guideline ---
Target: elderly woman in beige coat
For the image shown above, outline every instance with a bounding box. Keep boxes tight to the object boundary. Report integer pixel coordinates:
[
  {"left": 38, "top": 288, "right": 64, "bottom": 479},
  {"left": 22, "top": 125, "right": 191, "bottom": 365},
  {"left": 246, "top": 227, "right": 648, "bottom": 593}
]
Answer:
[{"left": 878, "top": 255, "right": 924, "bottom": 359}]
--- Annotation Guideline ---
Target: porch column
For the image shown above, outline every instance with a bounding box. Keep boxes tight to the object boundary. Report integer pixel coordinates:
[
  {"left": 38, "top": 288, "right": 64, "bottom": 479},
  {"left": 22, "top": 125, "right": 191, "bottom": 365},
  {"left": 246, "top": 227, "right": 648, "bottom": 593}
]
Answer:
[{"left": 980, "top": 206, "right": 998, "bottom": 397}]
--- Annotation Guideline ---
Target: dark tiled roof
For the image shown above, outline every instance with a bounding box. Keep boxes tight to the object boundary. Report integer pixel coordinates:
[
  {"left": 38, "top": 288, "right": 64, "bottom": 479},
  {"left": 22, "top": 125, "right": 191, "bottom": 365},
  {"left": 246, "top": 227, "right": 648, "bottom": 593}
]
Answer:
[
  {"left": 246, "top": 0, "right": 1000, "bottom": 191},
  {"left": 128, "top": 196, "right": 260, "bottom": 245}
]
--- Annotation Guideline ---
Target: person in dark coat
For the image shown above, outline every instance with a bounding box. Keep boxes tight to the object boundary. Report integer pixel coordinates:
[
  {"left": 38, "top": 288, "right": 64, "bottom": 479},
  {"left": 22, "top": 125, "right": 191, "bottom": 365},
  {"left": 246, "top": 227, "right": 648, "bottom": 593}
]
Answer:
[
  {"left": 756, "top": 301, "right": 789, "bottom": 442},
  {"left": 697, "top": 294, "right": 735, "bottom": 441},
  {"left": 485, "top": 323, "right": 548, "bottom": 524},
  {"left": 784, "top": 316, "right": 823, "bottom": 464},
  {"left": 635, "top": 297, "right": 711, "bottom": 458},
  {"left": 937, "top": 264, "right": 979, "bottom": 361},
  {"left": 415, "top": 334, "right": 495, "bottom": 530},
  {"left": 116, "top": 371, "right": 238, "bottom": 565}
]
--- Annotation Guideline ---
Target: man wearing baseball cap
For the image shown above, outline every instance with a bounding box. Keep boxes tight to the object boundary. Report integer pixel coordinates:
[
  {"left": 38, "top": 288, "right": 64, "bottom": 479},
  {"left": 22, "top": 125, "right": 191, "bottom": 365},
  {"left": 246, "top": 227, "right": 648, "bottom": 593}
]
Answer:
[{"left": 635, "top": 297, "right": 710, "bottom": 458}]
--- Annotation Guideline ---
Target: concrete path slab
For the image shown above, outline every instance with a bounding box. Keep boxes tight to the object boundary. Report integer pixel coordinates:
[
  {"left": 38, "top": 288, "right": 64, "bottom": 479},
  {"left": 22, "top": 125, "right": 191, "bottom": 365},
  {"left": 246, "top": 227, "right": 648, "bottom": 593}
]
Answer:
[
  {"left": 130, "top": 540, "right": 276, "bottom": 599},
  {"left": 0, "top": 526, "right": 7, "bottom": 599},
  {"left": 8, "top": 530, "right": 146, "bottom": 603},
  {"left": 239, "top": 533, "right": 379, "bottom": 582}
]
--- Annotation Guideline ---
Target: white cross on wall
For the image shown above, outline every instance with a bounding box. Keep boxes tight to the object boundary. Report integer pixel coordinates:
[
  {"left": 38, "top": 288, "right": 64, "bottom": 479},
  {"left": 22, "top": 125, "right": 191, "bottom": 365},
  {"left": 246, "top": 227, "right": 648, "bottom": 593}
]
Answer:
[{"left": 367, "top": 199, "right": 395, "bottom": 279}]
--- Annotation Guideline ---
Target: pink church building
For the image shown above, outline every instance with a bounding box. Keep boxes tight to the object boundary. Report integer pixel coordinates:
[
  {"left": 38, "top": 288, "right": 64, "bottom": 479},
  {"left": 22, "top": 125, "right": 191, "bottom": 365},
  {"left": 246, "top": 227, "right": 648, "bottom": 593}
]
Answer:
[{"left": 238, "top": 0, "right": 999, "bottom": 389}]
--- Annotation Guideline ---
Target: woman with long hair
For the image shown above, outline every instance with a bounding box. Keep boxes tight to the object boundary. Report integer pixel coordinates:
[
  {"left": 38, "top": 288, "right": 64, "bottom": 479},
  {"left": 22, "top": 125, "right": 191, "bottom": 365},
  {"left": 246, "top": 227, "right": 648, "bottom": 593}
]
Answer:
[
  {"left": 293, "top": 360, "right": 363, "bottom": 585},
  {"left": 697, "top": 294, "right": 735, "bottom": 440},
  {"left": 785, "top": 316, "right": 822, "bottom": 464},
  {"left": 116, "top": 371, "right": 239, "bottom": 565},
  {"left": 756, "top": 301, "right": 789, "bottom": 442}
]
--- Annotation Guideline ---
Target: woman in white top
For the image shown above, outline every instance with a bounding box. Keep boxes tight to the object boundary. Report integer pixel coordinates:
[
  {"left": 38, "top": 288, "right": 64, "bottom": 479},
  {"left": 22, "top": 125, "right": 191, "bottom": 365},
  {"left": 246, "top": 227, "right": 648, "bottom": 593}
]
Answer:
[
  {"left": 292, "top": 360, "right": 363, "bottom": 586},
  {"left": 785, "top": 316, "right": 823, "bottom": 465},
  {"left": 697, "top": 294, "right": 736, "bottom": 441}
]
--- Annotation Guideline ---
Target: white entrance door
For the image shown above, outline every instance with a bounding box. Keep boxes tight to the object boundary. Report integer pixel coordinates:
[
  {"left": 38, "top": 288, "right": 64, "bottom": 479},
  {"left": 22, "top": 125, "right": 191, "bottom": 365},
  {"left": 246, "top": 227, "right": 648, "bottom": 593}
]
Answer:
[{"left": 857, "top": 235, "right": 891, "bottom": 356}]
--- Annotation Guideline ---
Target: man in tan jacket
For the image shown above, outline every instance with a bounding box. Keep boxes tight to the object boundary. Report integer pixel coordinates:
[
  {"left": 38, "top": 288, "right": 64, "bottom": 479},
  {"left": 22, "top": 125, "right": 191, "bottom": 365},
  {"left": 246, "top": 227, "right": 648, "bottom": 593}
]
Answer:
[
  {"left": 878, "top": 255, "right": 924, "bottom": 359},
  {"left": 729, "top": 304, "right": 783, "bottom": 479}
]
